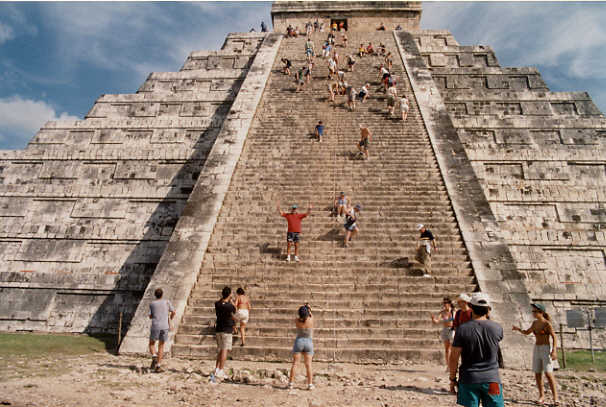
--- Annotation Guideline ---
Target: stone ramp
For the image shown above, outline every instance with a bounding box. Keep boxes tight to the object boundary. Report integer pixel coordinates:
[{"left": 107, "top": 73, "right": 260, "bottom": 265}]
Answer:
[{"left": 173, "top": 31, "right": 476, "bottom": 363}]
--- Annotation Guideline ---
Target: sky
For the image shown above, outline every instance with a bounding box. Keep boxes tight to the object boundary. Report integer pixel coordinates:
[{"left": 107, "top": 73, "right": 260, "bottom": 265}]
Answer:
[{"left": 0, "top": 1, "right": 604, "bottom": 150}]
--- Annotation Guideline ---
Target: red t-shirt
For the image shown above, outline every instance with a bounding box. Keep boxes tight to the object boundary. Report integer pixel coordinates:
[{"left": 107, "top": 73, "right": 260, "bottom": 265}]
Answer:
[
  {"left": 282, "top": 213, "right": 307, "bottom": 233},
  {"left": 453, "top": 309, "right": 473, "bottom": 329}
]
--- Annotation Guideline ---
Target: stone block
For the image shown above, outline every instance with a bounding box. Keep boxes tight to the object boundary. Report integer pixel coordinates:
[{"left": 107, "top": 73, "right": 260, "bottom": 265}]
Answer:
[{"left": 14, "top": 240, "right": 84, "bottom": 262}]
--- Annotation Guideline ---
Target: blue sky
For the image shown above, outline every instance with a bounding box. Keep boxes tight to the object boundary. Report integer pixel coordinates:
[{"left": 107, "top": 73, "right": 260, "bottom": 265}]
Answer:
[{"left": 0, "top": 2, "right": 604, "bottom": 150}]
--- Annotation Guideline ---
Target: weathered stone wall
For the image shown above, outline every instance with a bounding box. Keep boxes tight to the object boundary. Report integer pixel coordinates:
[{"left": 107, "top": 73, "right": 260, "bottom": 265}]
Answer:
[
  {"left": 412, "top": 29, "right": 606, "bottom": 349},
  {"left": 271, "top": 1, "right": 421, "bottom": 32},
  {"left": 0, "top": 33, "right": 266, "bottom": 335}
]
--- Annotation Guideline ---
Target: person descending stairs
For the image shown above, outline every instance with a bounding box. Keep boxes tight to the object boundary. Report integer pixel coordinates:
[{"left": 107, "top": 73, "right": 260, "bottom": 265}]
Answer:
[{"left": 173, "top": 30, "right": 477, "bottom": 363}]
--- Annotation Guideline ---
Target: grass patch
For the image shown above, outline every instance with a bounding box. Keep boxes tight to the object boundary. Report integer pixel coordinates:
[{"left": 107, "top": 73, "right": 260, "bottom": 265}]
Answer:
[
  {"left": 0, "top": 332, "right": 115, "bottom": 358},
  {"left": 559, "top": 349, "right": 606, "bottom": 372},
  {"left": 0, "top": 333, "right": 116, "bottom": 381}
]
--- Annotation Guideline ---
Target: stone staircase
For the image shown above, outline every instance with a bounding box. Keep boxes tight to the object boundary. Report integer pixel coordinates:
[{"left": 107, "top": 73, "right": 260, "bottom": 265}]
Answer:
[{"left": 172, "top": 31, "right": 477, "bottom": 363}]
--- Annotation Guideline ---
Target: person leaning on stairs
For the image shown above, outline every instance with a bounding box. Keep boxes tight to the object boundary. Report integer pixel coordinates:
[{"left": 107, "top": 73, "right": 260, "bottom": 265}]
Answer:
[
  {"left": 277, "top": 201, "right": 312, "bottom": 262},
  {"left": 415, "top": 223, "right": 436, "bottom": 277}
]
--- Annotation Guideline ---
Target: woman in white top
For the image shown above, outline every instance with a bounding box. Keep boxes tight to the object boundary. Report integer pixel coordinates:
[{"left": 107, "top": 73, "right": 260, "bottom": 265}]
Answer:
[
  {"left": 400, "top": 95, "right": 410, "bottom": 121},
  {"left": 232, "top": 287, "right": 251, "bottom": 346}
]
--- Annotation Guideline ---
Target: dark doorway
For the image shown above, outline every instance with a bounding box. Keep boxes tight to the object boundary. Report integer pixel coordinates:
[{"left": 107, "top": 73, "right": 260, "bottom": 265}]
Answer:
[{"left": 330, "top": 18, "right": 348, "bottom": 31}]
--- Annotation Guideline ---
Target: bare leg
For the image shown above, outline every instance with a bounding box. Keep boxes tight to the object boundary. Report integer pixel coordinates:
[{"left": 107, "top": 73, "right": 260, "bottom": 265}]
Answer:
[
  {"left": 217, "top": 349, "right": 228, "bottom": 370},
  {"left": 289, "top": 353, "right": 301, "bottom": 384},
  {"left": 240, "top": 322, "right": 246, "bottom": 345},
  {"left": 148, "top": 340, "right": 156, "bottom": 356},
  {"left": 535, "top": 373, "right": 545, "bottom": 404},
  {"left": 544, "top": 372, "right": 558, "bottom": 403},
  {"left": 443, "top": 340, "right": 451, "bottom": 367},
  {"left": 286, "top": 241, "right": 292, "bottom": 256},
  {"left": 303, "top": 353, "right": 313, "bottom": 385},
  {"left": 294, "top": 242, "right": 300, "bottom": 257},
  {"left": 344, "top": 230, "right": 351, "bottom": 246},
  {"left": 157, "top": 341, "right": 165, "bottom": 366}
]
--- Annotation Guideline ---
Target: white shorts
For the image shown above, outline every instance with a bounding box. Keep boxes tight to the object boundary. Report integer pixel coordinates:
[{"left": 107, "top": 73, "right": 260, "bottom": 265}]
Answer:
[
  {"left": 532, "top": 344, "right": 554, "bottom": 373},
  {"left": 235, "top": 309, "right": 249, "bottom": 324}
]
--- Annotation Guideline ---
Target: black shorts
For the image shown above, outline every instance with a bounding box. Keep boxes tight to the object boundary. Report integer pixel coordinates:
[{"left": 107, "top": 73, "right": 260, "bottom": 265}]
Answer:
[
  {"left": 359, "top": 139, "right": 369, "bottom": 148},
  {"left": 287, "top": 232, "right": 300, "bottom": 243}
]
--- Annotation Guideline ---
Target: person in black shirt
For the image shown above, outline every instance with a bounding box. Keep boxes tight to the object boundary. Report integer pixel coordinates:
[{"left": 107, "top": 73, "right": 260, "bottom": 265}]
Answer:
[
  {"left": 212, "top": 286, "right": 236, "bottom": 381},
  {"left": 415, "top": 224, "right": 437, "bottom": 277}
]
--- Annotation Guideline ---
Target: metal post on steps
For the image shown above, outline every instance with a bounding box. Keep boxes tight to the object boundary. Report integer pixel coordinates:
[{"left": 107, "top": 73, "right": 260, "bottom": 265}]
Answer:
[
  {"left": 587, "top": 309, "right": 595, "bottom": 363},
  {"left": 559, "top": 323, "right": 566, "bottom": 369}
]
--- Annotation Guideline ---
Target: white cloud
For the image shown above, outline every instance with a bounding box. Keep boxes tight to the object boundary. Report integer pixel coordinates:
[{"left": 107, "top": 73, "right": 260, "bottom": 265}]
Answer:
[
  {"left": 0, "top": 96, "right": 79, "bottom": 147},
  {"left": 0, "top": 22, "right": 14, "bottom": 44}
]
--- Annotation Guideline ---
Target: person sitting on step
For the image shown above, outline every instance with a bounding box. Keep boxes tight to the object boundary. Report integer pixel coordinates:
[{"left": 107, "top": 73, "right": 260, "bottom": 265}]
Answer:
[{"left": 333, "top": 192, "right": 349, "bottom": 218}]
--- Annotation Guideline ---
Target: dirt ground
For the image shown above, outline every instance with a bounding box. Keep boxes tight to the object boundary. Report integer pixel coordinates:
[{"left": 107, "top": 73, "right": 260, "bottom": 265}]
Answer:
[{"left": 1, "top": 352, "right": 605, "bottom": 407}]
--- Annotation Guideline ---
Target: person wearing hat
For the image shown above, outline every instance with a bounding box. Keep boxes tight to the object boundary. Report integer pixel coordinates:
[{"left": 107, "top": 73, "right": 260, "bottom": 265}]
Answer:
[
  {"left": 449, "top": 292, "right": 504, "bottom": 407},
  {"left": 288, "top": 303, "right": 314, "bottom": 390},
  {"left": 333, "top": 191, "right": 349, "bottom": 219},
  {"left": 415, "top": 224, "right": 437, "bottom": 277},
  {"left": 343, "top": 203, "right": 361, "bottom": 248},
  {"left": 512, "top": 303, "right": 559, "bottom": 406},
  {"left": 277, "top": 201, "right": 312, "bottom": 262},
  {"left": 453, "top": 293, "right": 473, "bottom": 331}
]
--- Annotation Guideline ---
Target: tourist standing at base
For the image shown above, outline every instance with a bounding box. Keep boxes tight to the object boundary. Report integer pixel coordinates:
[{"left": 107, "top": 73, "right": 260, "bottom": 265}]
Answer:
[
  {"left": 148, "top": 288, "right": 175, "bottom": 373},
  {"left": 453, "top": 293, "right": 473, "bottom": 332},
  {"left": 211, "top": 286, "right": 236, "bottom": 382},
  {"left": 431, "top": 297, "right": 455, "bottom": 370},
  {"left": 288, "top": 304, "right": 314, "bottom": 390},
  {"left": 277, "top": 201, "right": 312, "bottom": 262},
  {"left": 415, "top": 224, "right": 436, "bottom": 277},
  {"left": 233, "top": 287, "right": 251, "bottom": 347},
  {"left": 449, "top": 292, "right": 504, "bottom": 407},
  {"left": 512, "top": 303, "right": 559, "bottom": 406}
]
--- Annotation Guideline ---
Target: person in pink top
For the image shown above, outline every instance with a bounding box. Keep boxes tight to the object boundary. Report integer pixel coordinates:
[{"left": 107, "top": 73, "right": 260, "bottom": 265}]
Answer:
[{"left": 277, "top": 201, "right": 312, "bottom": 262}]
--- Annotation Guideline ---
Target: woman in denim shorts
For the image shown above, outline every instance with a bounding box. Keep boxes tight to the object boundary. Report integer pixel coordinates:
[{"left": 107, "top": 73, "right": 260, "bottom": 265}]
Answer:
[{"left": 288, "top": 304, "right": 314, "bottom": 390}]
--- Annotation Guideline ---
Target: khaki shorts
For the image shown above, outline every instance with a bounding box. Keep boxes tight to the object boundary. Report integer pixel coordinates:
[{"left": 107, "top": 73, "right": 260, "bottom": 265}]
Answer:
[
  {"left": 532, "top": 344, "right": 554, "bottom": 373},
  {"left": 216, "top": 332, "right": 233, "bottom": 351}
]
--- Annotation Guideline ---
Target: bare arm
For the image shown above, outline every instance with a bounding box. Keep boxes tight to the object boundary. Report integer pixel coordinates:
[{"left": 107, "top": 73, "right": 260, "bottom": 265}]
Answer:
[
  {"left": 306, "top": 202, "right": 313, "bottom": 215},
  {"left": 449, "top": 346, "right": 462, "bottom": 393},
  {"left": 512, "top": 321, "right": 534, "bottom": 335},
  {"left": 276, "top": 201, "right": 284, "bottom": 216},
  {"left": 548, "top": 323, "right": 557, "bottom": 358}
]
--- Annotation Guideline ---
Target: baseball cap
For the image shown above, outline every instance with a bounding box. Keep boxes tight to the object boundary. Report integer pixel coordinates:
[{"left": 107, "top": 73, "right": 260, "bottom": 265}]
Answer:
[
  {"left": 469, "top": 292, "right": 491, "bottom": 309},
  {"left": 416, "top": 224, "right": 424, "bottom": 231},
  {"left": 291, "top": 204, "right": 298, "bottom": 209},
  {"left": 531, "top": 303, "right": 546, "bottom": 313},
  {"left": 457, "top": 293, "right": 471, "bottom": 303},
  {"left": 354, "top": 204, "right": 362, "bottom": 211}
]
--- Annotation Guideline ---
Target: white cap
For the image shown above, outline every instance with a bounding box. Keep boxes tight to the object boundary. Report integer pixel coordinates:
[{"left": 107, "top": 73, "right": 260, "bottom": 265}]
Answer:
[
  {"left": 469, "top": 292, "right": 491, "bottom": 309},
  {"left": 457, "top": 293, "right": 471, "bottom": 303},
  {"left": 416, "top": 224, "right": 424, "bottom": 231}
]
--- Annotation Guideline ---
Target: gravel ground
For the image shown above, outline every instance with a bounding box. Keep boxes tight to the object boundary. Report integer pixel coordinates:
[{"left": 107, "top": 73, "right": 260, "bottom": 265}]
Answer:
[{"left": 1, "top": 353, "right": 605, "bottom": 407}]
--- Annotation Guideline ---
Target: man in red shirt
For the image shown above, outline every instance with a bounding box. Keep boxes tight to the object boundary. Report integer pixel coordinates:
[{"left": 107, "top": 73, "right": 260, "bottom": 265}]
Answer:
[{"left": 276, "top": 202, "right": 312, "bottom": 262}]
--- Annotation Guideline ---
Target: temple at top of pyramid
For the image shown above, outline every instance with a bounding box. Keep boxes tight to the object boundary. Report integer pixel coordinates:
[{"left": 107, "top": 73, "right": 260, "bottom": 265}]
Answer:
[
  {"left": 1, "top": 2, "right": 605, "bottom": 366},
  {"left": 271, "top": 1, "right": 422, "bottom": 32}
]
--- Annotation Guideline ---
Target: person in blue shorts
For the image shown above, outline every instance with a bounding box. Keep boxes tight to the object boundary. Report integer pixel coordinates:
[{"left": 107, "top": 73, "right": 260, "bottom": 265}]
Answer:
[
  {"left": 343, "top": 203, "right": 361, "bottom": 247},
  {"left": 314, "top": 121, "right": 324, "bottom": 142},
  {"left": 449, "top": 292, "right": 504, "bottom": 407}
]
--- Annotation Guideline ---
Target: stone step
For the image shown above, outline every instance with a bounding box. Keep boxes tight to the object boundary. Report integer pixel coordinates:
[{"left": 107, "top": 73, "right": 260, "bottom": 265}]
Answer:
[
  {"left": 177, "top": 325, "right": 438, "bottom": 337},
  {"left": 171, "top": 343, "right": 442, "bottom": 363}
]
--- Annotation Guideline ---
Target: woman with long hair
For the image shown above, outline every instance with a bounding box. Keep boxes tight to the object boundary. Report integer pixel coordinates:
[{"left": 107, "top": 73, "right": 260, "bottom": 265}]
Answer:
[
  {"left": 513, "top": 303, "right": 559, "bottom": 406},
  {"left": 430, "top": 297, "right": 455, "bottom": 369},
  {"left": 288, "top": 304, "right": 314, "bottom": 390}
]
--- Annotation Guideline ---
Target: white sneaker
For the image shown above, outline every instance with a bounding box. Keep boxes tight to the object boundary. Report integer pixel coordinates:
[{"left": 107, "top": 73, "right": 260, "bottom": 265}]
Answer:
[
  {"left": 215, "top": 369, "right": 227, "bottom": 379},
  {"left": 294, "top": 256, "right": 300, "bottom": 262},
  {"left": 307, "top": 383, "right": 315, "bottom": 390},
  {"left": 287, "top": 255, "right": 291, "bottom": 262},
  {"left": 288, "top": 382, "right": 294, "bottom": 390},
  {"left": 422, "top": 274, "right": 432, "bottom": 278}
]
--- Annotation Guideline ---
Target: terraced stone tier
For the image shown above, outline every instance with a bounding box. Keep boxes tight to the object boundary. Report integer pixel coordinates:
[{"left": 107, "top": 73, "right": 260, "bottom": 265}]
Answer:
[{"left": 174, "top": 30, "right": 477, "bottom": 363}]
